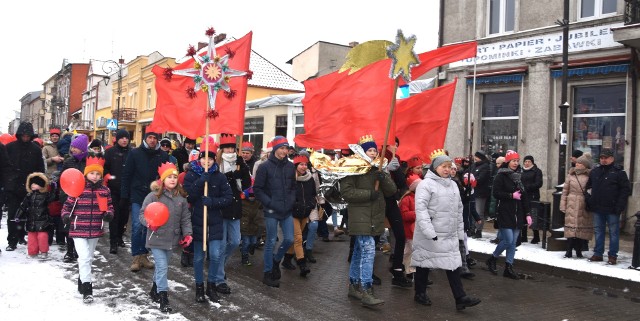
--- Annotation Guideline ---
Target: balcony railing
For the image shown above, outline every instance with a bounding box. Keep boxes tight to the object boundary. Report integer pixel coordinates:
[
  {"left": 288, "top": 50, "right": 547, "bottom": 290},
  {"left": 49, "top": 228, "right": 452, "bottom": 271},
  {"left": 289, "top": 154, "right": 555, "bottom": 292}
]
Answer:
[
  {"left": 112, "top": 108, "right": 138, "bottom": 122},
  {"left": 625, "top": 0, "right": 640, "bottom": 25},
  {"left": 72, "top": 120, "right": 93, "bottom": 131},
  {"left": 51, "top": 96, "right": 65, "bottom": 107}
]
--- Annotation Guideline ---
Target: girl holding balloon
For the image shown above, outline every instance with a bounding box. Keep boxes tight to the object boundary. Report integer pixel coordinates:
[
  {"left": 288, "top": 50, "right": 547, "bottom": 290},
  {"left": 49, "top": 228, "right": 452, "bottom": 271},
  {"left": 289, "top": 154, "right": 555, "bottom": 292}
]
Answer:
[
  {"left": 139, "top": 162, "right": 193, "bottom": 313},
  {"left": 61, "top": 156, "right": 114, "bottom": 304}
]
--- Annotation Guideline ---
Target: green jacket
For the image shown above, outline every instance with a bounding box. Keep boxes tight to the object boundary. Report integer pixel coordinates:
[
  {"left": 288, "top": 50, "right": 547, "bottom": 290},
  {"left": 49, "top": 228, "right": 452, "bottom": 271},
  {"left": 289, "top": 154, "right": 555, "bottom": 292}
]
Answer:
[{"left": 341, "top": 169, "right": 397, "bottom": 236}]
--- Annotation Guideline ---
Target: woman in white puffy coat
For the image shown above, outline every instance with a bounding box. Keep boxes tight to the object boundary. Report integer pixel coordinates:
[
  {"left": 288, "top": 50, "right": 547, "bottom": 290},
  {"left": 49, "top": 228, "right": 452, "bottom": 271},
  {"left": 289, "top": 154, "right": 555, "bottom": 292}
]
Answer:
[{"left": 411, "top": 152, "right": 481, "bottom": 311}]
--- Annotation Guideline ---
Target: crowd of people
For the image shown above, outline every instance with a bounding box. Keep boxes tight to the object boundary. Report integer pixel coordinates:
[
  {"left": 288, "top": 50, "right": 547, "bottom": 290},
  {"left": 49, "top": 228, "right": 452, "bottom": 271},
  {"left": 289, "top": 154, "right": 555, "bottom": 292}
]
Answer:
[{"left": 0, "top": 121, "right": 632, "bottom": 313}]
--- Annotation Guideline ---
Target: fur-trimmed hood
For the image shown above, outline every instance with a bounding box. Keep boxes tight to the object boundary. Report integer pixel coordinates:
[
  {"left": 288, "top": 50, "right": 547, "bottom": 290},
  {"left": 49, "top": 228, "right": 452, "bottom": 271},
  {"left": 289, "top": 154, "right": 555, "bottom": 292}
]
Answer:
[
  {"left": 25, "top": 172, "right": 49, "bottom": 193},
  {"left": 150, "top": 179, "right": 161, "bottom": 192}
]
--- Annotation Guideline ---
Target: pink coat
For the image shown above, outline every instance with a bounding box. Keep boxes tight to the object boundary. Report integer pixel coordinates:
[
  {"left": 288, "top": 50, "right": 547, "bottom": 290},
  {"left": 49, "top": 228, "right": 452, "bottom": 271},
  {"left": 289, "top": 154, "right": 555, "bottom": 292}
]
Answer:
[{"left": 61, "top": 181, "right": 114, "bottom": 238}]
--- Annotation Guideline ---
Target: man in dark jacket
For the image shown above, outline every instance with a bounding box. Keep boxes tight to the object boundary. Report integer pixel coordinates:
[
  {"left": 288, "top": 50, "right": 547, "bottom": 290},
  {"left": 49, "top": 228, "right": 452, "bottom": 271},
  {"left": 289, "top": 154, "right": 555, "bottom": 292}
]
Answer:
[
  {"left": 586, "top": 148, "right": 631, "bottom": 265},
  {"left": 471, "top": 151, "right": 491, "bottom": 238},
  {"left": 240, "top": 141, "right": 257, "bottom": 174},
  {"left": 172, "top": 137, "right": 196, "bottom": 173},
  {"left": 4, "top": 122, "right": 45, "bottom": 251},
  {"left": 103, "top": 129, "right": 130, "bottom": 254},
  {"left": 253, "top": 136, "right": 296, "bottom": 288},
  {"left": 121, "top": 130, "right": 169, "bottom": 271}
]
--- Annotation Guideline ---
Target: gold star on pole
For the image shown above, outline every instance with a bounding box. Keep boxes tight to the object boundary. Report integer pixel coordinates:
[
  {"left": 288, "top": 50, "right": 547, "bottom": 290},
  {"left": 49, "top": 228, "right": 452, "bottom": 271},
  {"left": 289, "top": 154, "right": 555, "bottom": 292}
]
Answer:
[{"left": 386, "top": 29, "right": 420, "bottom": 82}]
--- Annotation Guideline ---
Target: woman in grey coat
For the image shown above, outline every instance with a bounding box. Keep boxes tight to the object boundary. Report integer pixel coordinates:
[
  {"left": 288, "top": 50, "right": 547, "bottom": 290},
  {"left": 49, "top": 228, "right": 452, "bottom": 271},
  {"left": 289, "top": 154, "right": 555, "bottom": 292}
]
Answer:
[
  {"left": 412, "top": 151, "right": 481, "bottom": 311},
  {"left": 140, "top": 162, "right": 193, "bottom": 313}
]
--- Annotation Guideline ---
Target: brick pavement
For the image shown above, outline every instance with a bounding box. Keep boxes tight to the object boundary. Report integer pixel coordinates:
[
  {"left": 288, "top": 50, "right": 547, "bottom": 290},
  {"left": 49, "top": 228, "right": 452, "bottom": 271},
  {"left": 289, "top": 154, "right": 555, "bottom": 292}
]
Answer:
[{"left": 89, "top": 231, "right": 640, "bottom": 321}]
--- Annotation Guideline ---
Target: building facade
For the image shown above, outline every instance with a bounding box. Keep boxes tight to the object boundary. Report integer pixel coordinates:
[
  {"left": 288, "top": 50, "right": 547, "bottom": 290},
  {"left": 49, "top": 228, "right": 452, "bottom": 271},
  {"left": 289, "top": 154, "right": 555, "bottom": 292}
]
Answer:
[{"left": 440, "top": 0, "right": 638, "bottom": 231}]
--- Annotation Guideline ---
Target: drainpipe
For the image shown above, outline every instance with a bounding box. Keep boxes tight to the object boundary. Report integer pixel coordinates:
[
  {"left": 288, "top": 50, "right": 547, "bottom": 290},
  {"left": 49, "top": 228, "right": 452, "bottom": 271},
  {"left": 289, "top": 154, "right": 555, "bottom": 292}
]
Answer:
[
  {"left": 436, "top": 0, "right": 445, "bottom": 87},
  {"left": 630, "top": 48, "right": 637, "bottom": 185}
]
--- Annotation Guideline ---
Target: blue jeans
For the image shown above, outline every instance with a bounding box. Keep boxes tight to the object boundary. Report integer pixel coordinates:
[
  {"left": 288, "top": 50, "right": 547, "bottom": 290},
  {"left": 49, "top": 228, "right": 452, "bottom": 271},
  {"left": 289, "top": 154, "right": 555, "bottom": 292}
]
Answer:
[
  {"left": 493, "top": 228, "right": 520, "bottom": 264},
  {"left": 193, "top": 238, "right": 224, "bottom": 284},
  {"left": 305, "top": 220, "right": 318, "bottom": 250},
  {"left": 130, "top": 203, "right": 149, "bottom": 256},
  {"left": 349, "top": 235, "right": 376, "bottom": 290},
  {"left": 150, "top": 248, "right": 171, "bottom": 292},
  {"left": 241, "top": 235, "right": 257, "bottom": 255},
  {"left": 263, "top": 215, "right": 294, "bottom": 272},
  {"left": 217, "top": 219, "right": 241, "bottom": 282},
  {"left": 593, "top": 212, "right": 620, "bottom": 258}
]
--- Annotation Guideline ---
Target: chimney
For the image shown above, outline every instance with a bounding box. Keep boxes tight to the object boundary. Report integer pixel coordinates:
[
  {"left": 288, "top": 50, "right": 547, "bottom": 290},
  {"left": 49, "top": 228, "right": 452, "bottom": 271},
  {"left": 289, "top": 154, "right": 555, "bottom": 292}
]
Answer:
[
  {"left": 197, "top": 42, "right": 208, "bottom": 51},
  {"left": 349, "top": 41, "right": 359, "bottom": 47}
]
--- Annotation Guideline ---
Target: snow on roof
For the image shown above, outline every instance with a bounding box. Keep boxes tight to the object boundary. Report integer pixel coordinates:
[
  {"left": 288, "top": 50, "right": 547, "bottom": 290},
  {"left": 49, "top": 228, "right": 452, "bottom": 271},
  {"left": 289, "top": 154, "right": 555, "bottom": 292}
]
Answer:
[
  {"left": 247, "top": 51, "right": 304, "bottom": 92},
  {"left": 246, "top": 93, "right": 304, "bottom": 109}
]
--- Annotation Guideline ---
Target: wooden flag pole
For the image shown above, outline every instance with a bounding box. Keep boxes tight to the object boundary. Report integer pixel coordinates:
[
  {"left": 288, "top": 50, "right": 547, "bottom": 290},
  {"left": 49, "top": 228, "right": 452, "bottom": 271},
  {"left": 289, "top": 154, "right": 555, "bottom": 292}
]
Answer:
[
  {"left": 203, "top": 110, "right": 210, "bottom": 252},
  {"left": 376, "top": 77, "right": 400, "bottom": 191}
]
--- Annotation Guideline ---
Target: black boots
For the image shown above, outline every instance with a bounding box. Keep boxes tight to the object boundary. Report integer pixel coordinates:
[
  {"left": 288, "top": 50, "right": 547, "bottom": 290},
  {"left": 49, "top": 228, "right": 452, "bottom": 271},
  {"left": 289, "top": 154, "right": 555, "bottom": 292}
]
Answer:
[
  {"left": 531, "top": 230, "right": 540, "bottom": 244},
  {"left": 159, "top": 291, "right": 172, "bottom": 313},
  {"left": 305, "top": 249, "right": 317, "bottom": 263},
  {"left": 297, "top": 258, "right": 311, "bottom": 277},
  {"left": 486, "top": 255, "right": 498, "bottom": 275},
  {"left": 262, "top": 271, "right": 280, "bottom": 288},
  {"left": 77, "top": 277, "right": 82, "bottom": 294},
  {"left": 149, "top": 282, "right": 160, "bottom": 303},
  {"left": 82, "top": 282, "right": 93, "bottom": 304},
  {"left": 503, "top": 263, "right": 519, "bottom": 280},
  {"left": 241, "top": 253, "right": 251, "bottom": 266},
  {"left": 455, "top": 295, "right": 481, "bottom": 310},
  {"left": 195, "top": 283, "right": 206, "bottom": 303},
  {"left": 564, "top": 238, "right": 574, "bottom": 258},
  {"left": 391, "top": 269, "right": 413, "bottom": 288},
  {"left": 414, "top": 292, "right": 432, "bottom": 306},
  {"left": 575, "top": 239, "right": 584, "bottom": 258},
  {"left": 205, "top": 282, "right": 220, "bottom": 302},
  {"left": 181, "top": 251, "right": 193, "bottom": 267},
  {"left": 109, "top": 240, "right": 118, "bottom": 254},
  {"left": 272, "top": 259, "right": 282, "bottom": 280},
  {"left": 282, "top": 254, "right": 296, "bottom": 270}
]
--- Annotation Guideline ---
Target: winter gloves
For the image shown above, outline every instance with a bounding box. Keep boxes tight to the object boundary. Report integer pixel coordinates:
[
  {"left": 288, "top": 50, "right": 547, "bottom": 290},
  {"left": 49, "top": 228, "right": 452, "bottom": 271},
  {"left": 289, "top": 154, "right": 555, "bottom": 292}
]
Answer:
[
  {"left": 201, "top": 196, "right": 214, "bottom": 207},
  {"left": 512, "top": 190, "right": 522, "bottom": 200},
  {"left": 103, "top": 212, "right": 114, "bottom": 222},
  {"left": 526, "top": 216, "right": 532, "bottom": 226},
  {"left": 179, "top": 235, "right": 193, "bottom": 248}
]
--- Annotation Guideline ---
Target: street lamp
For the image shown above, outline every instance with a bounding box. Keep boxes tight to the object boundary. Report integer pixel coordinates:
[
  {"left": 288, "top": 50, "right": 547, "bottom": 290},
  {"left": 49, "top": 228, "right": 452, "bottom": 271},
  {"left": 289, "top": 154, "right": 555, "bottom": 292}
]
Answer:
[
  {"left": 556, "top": 0, "right": 570, "bottom": 185},
  {"left": 102, "top": 58, "right": 124, "bottom": 130}
]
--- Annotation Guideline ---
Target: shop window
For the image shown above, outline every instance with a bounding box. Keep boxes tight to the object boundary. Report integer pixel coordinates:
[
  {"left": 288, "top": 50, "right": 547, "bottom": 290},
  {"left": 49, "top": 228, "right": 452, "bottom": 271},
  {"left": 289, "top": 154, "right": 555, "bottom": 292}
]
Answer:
[
  {"left": 481, "top": 91, "right": 519, "bottom": 157},
  {"left": 244, "top": 117, "right": 264, "bottom": 153},
  {"left": 579, "top": 0, "right": 616, "bottom": 20},
  {"left": 572, "top": 84, "right": 625, "bottom": 165},
  {"left": 488, "top": 0, "right": 515, "bottom": 35}
]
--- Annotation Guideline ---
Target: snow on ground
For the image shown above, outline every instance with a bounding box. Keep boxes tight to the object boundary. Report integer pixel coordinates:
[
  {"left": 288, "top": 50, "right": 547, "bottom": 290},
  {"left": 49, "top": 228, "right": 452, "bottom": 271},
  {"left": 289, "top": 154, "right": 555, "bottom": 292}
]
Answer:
[
  {"left": 468, "top": 231, "right": 640, "bottom": 283},
  {"left": 0, "top": 225, "right": 189, "bottom": 321}
]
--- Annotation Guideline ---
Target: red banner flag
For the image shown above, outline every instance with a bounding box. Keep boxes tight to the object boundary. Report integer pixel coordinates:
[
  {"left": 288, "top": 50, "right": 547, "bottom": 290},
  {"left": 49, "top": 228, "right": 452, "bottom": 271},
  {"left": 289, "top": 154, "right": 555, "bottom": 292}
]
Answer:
[
  {"left": 395, "top": 79, "right": 458, "bottom": 162},
  {"left": 294, "top": 41, "right": 476, "bottom": 149},
  {"left": 148, "top": 32, "right": 252, "bottom": 138}
]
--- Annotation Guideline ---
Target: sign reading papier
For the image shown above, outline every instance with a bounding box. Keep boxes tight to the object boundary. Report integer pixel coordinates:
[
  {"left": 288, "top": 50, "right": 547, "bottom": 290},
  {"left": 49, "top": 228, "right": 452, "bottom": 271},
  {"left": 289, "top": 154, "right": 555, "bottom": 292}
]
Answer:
[{"left": 450, "top": 22, "right": 624, "bottom": 67}]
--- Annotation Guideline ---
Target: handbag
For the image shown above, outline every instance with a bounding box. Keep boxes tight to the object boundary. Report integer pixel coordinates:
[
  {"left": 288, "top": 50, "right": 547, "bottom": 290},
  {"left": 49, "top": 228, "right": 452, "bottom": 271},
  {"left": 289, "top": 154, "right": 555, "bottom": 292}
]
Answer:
[{"left": 574, "top": 172, "right": 592, "bottom": 211}]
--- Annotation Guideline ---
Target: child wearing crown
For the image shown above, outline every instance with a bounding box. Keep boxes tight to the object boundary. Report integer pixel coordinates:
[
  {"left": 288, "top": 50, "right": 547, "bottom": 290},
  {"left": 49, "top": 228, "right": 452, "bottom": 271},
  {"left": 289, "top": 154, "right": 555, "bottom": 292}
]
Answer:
[
  {"left": 140, "top": 162, "right": 193, "bottom": 313},
  {"left": 61, "top": 156, "right": 114, "bottom": 304},
  {"left": 340, "top": 134, "right": 397, "bottom": 307}
]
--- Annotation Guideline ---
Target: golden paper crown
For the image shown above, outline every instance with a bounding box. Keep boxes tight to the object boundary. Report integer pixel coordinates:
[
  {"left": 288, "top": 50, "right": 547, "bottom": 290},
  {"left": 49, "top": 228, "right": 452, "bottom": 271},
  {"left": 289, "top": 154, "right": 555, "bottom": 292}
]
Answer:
[
  {"left": 358, "top": 135, "right": 375, "bottom": 145},
  {"left": 158, "top": 162, "right": 179, "bottom": 182},
  {"left": 429, "top": 149, "right": 447, "bottom": 161},
  {"left": 84, "top": 156, "right": 105, "bottom": 176}
]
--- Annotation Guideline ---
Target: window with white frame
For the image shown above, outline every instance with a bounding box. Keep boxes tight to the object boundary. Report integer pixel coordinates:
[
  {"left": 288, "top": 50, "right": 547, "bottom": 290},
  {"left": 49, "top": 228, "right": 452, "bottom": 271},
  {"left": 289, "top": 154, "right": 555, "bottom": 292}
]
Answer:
[
  {"left": 294, "top": 114, "right": 305, "bottom": 136},
  {"left": 146, "top": 88, "right": 152, "bottom": 110},
  {"left": 481, "top": 91, "right": 519, "bottom": 156},
  {"left": 488, "top": 0, "right": 515, "bottom": 35},
  {"left": 579, "top": 0, "right": 616, "bottom": 19}
]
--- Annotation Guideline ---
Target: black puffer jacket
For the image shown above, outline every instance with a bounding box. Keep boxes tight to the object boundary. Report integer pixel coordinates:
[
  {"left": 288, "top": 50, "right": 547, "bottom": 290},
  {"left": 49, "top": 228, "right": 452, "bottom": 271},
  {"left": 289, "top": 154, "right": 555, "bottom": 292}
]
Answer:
[
  {"left": 587, "top": 163, "right": 631, "bottom": 215},
  {"left": 254, "top": 153, "right": 296, "bottom": 220},
  {"left": 492, "top": 166, "right": 531, "bottom": 229},
  {"left": 4, "top": 122, "right": 45, "bottom": 194},
  {"left": 521, "top": 165, "right": 543, "bottom": 201},
  {"left": 293, "top": 171, "right": 317, "bottom": 218},
  {"left": 472, "top": 160, "right": 491, "bottom": 198},
  {"left": 220, "top": 156, "right": 252, "bottom": 220},
  {"left": 121, "top": 142, "right": 169, "bottom": 204},
  {"left": 16, "top": 173, "right": 52, "bottom": 232},
  {"left": 103, "top": 143, "right": 129, "bottom": 195}
]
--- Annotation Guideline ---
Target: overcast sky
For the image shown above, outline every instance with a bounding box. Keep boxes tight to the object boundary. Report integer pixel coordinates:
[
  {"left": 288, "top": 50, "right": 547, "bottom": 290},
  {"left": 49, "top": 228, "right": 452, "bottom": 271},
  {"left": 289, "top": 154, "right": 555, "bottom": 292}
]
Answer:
[{"left": 0, "top": 0, "right": 440, "bottom": 133}]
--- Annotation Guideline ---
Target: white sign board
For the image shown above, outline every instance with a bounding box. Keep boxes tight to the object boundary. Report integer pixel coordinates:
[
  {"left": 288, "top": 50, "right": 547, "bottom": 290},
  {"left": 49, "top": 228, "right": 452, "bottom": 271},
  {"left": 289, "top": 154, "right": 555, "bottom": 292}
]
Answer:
[
  {"left": 450, "top": 22, "right": 624, "bottom": 67},
  {"left": 106, "top": 118, "right": 118, "bottom": 130}
]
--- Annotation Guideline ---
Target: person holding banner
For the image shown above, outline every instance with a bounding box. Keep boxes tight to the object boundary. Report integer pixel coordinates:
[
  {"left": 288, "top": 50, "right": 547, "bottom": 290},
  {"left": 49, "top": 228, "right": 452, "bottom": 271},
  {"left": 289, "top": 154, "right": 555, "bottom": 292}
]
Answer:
[
  {"left": 140, "top": 162, "right": 193, "bottom": 313},
  {"left": 183, "top": 139, "right": 233, "bottom": 303}
]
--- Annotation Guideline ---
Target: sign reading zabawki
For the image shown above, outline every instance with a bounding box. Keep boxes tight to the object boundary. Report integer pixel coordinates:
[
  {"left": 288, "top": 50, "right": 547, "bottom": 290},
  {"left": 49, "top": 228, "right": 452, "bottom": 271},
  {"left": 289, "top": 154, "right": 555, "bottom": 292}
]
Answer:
[{"left": 450, "top": 22, "right": 623, "bottom": 67}]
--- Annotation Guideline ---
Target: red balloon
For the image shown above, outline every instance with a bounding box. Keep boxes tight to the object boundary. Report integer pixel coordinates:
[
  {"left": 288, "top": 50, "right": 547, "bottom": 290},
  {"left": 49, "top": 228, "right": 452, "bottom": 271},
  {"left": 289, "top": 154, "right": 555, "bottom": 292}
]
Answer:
[
  {"left": 144, "top": 202, "right": 169, "bottom": 227},
  {"left": 60, "top": 168, "right": 85, "bottom": 197},
  {"left": 0, "top": 133, "right": 14, "bottom": 145}
]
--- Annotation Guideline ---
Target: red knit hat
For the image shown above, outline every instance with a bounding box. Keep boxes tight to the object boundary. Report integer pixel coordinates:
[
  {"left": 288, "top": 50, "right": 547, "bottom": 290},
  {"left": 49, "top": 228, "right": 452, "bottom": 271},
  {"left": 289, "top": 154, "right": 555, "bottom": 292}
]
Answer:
[
  {"left": 505, "top": 150, "right": 520, "bottom": 162},
  {"left": 293, "top": 155, "right": 309, "bottom": 165},
  {"left": 406, "top": 174, "right": 422, "bottom": 192},
  {"left": 241, "top": 141, "right": 254, "bottom": 152},
  {"left": 407, "top": 155, "right": 423, "bottom": 169}
]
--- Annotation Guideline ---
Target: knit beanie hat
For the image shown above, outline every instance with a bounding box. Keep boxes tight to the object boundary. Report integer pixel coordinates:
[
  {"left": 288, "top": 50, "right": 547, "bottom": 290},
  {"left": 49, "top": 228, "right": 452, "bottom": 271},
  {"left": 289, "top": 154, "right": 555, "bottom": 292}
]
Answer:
[
  {"left": 144, "top": 130, "right": 159, "bottom": 140},
  {"left": 71, "top": 134, "right": 89, "bottom": 151},
  {"left": 576, "top": 153, "right": 593, "bottom": 169},
  {"left": 49, "top": 127, "right": 61, "bottom": 136},
  {"left": 406, "top": 174, "right": 422, "bottom": 192},
  {"left": 429, "top": 149, "right": 451, "bottom": 170},
  {"left": 505, "top": 150, "right": 520, "bottom": 162},
  {"left": 184, "top": 137, "right": 196, "bottom": 145},
  {"left": 160, "top": 137, "right": 172, "bottom": 148},
  {"left": 241, "top": 141, "right": 254, "bottom": 152},
  {"left": 293, "top": 155, "right": 309, "bottom": 165},
  {"left": 84, "top": 156, "right": 105, "bottom": 176},
  {"left": 474, "top": 151, "right": 488, "bottom": 161},
  {"left": 158, "top": 162, "right": 179, "bottom": 182},
  {"left": 407, "top": 155, "right": 423, "bottom": 169},
  {"left": 358, "top": 135, "right": 377, "bottom": 152},
  {"left": 572, "top": 150, "right": 584, "bottom": 158},
  {"left": 199, "top": 136, "right": 218, "bottom": 159},
  {"left": 271, "top": 136, "right": 289, "bottom": 151},
  {"left": 89, "top": 139, "right": 102, "bottom": 149},
  {"left": 523, "top": 155, "right": 534, "bottom": 164},
  {"left": 115, "top": 129, "right": 130, "bottom": 141}
]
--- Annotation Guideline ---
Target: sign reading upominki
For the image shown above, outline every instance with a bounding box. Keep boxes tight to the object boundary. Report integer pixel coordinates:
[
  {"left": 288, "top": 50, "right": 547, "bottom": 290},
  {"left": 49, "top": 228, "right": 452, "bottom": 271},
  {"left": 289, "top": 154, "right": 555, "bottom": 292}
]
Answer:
[{"left": 450, "top": 22, "right": 623, "bottom": 67}]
